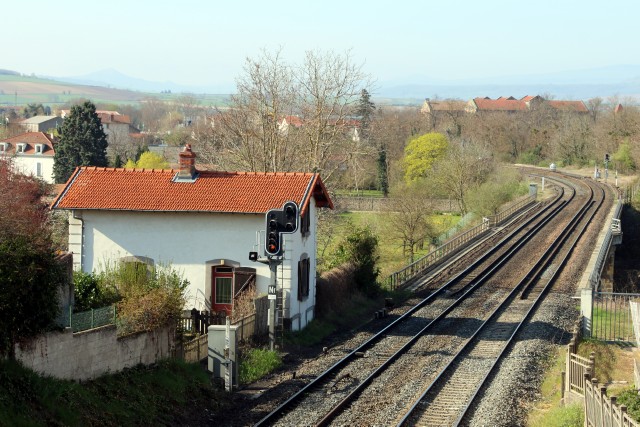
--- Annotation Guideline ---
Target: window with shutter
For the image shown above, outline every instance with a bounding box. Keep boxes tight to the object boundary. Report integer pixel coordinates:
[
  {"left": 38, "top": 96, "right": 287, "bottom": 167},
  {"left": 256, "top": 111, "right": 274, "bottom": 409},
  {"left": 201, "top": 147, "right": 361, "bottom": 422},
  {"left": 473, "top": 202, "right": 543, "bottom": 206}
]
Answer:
[{"left": 298, "top": 256, "right": 310, "bottom": 301}]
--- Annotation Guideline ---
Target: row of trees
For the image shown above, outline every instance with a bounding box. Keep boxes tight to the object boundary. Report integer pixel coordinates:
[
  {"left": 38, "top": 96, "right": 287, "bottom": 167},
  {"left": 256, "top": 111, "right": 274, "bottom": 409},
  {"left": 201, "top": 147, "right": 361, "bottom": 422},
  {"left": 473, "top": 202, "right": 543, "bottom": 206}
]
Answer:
[{"left": 422, "top": 96, "right": 640, "bottom": 172}]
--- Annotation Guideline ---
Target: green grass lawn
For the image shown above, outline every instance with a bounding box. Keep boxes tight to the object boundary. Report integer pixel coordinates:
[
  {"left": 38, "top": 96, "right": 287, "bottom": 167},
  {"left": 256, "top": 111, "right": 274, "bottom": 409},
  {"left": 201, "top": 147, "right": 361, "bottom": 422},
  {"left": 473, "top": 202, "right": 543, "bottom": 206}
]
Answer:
[
  {"left": 320, "top": 211, "right": 462, "bottom": 281},
  {"left": 591, "top": 305, "right": 635, "bottom": 342}
]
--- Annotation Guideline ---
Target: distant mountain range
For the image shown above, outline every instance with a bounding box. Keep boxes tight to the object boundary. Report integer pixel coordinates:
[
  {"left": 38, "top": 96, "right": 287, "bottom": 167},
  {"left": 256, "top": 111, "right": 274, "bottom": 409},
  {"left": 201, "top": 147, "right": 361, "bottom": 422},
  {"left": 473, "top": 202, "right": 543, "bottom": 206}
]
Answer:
[
  {"left": 4, "top": 64, "right": 640, "bottom": 104},
  {"left": 377, "top": 65, "right": 640, "bottom": 101},
  {"left": 51, "top": 69, "right": 235, "bottom": 95}
]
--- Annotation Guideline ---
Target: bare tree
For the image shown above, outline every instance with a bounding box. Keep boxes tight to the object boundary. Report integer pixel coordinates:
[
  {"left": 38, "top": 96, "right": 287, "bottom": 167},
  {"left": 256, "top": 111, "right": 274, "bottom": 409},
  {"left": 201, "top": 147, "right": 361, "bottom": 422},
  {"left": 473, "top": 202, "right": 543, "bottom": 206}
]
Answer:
[
  {"left": 434, "top": 140, "right": 495, "bottom": 214},
  {"left": 139, "top": 97, "right": 169, "bottom": 133},
  {"left": 212, "top": 49, "right": 300, "bottom": 172},
  {"left": 587, "top": 97, "right": 604, "bottom": 123},
  {"left": 548, "top": 114, "right": 595, "bottom": 165},
  {"left": 295, "top": 50, "right": 373, "bottom": 183},
  {"left": 198, "top": 48, "right": 372, "bottom": 182},
  {"left": 385, "top": 182, "right": 437, "bottom": 263}
]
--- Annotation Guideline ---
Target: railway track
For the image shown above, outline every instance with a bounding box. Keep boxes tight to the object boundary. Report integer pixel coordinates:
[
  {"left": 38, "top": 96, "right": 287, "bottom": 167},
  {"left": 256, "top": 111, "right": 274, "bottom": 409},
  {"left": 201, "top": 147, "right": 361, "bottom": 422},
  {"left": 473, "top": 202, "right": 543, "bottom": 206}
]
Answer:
[
  {"left": 398, "top": 179, "right": 604, "bottom": 426},
  {"left": 252, "top": 172, "right": 610, "bottom": 427}
]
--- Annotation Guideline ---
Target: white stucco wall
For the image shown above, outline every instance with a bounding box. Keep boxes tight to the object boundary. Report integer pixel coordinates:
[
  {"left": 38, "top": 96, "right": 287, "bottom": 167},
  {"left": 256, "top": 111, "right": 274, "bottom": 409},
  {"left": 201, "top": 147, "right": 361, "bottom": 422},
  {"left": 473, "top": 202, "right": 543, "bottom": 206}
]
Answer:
[
  {"left": 13, "top": 155, "right": 55, "bottom": 183},
  {"left": 68, "top": 199, "right": 319, "bottom": 330}
]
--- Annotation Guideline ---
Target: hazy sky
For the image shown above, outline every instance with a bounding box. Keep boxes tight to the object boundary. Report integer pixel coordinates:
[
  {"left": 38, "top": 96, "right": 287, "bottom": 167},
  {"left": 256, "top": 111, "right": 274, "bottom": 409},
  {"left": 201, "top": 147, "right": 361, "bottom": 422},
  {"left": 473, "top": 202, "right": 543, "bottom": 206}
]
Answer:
[{"left": 5, "top": 0, "right": 639, "bottom": 87}]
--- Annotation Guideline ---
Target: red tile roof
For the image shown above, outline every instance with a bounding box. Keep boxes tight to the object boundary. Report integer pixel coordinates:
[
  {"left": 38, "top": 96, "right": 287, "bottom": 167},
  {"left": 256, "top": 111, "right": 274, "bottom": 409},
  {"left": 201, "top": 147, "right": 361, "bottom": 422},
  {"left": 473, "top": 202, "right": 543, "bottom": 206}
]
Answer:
[
  {"left": 51, "top": 168, "right": 333, "bottom": 214},
  {"left": 97, "top": 113, "right": 131, "bottom": 124},
  {"left": 282, "top": 115, "right": 304, "bottom": 127},
  {"left": 471, "top": 96, "right": 588, "bottom": 113},
  {"left": 546, "top": 100, "right": 588, "bottom": 113},
  {"left": 472, "top": 97, "right": 529, "bottom": 111},
  {"left": 0, "top": 132, "right": 55, "bottom": 155}
]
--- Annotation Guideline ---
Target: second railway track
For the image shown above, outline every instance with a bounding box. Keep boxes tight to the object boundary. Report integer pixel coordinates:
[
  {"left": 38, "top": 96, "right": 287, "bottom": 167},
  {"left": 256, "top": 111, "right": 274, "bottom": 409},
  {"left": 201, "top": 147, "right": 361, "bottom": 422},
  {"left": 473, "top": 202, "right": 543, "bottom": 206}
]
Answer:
[{"left": 252, "top": 170, "right": 614, "bottom": 427}]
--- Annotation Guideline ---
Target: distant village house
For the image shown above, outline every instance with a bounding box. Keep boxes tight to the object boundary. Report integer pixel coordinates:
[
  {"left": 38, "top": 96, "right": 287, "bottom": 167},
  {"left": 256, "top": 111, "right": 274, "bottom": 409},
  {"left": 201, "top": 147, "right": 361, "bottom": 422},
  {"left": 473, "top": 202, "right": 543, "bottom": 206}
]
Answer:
[{"left": 0, "top": 132, "right": 56, "bottom": 183}]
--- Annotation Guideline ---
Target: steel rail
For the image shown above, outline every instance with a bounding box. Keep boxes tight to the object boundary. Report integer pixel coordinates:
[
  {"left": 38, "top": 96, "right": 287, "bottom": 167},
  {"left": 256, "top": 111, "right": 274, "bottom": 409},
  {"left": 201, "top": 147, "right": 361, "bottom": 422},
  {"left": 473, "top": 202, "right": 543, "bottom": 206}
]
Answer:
[
  {"left": 448, "top": 181, "right": 605, "bottom": 426},
  {"left": 254, "top": 180, "right": 572, "bottom": 427},
  {"left": 312, "top": 179, "right": 575, "bottom": 426},
  {"left": 395, "top": 178, "right": 600, "bottom": 426}
]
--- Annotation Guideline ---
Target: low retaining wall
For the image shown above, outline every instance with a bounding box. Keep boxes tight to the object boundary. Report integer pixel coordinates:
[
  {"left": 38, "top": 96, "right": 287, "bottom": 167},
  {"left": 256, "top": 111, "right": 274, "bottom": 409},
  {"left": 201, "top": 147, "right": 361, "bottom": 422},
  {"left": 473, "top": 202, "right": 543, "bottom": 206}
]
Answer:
[{"left": 15, "top": 324, "right": 175, "bottom": 381}]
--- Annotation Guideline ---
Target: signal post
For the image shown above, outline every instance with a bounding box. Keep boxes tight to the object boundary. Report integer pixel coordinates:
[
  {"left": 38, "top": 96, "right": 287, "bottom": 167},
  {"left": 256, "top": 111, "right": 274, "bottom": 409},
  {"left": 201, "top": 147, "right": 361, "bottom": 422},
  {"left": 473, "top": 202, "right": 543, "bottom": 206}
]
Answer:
[{"left": 250, "top": 201, "right": 299, "bottom": 350}]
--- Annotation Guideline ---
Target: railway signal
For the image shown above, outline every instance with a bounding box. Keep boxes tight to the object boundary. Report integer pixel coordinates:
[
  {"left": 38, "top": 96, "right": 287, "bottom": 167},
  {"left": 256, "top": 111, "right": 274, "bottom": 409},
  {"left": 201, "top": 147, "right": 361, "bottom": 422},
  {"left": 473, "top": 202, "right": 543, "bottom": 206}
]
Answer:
[{"left": 264, "top": 201, "right": 299, "bottom": 257}]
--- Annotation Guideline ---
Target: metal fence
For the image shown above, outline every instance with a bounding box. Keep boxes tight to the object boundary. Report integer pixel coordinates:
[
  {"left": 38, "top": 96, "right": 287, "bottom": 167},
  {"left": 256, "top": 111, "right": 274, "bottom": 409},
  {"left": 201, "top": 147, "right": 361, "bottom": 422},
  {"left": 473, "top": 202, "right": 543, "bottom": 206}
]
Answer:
[
  {"left": 588, "top": 199, "right": 624, "bottom": 290},
  {"left": 382, "top": 194, "right": 536, "bottom": 290},
  {"left": 59, "top": 305, "right": 117, "bottom": 332},
  {"left": 565, "top": 324, "right": 639, "bottom": 427},
  {"left": 591, "top": 293, "right": 638, "bottom": 343}
]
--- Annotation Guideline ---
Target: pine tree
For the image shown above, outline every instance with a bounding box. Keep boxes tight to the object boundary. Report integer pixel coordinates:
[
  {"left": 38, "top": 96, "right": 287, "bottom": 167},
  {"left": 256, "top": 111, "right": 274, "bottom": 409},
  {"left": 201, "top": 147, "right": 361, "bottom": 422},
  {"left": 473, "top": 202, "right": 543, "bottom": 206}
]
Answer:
[
  {"left": 377, "top": 148, "right": 389, "bottom": 197},
  {"left": 53, "top": 101, "right": 109, "bottom": 183},
  {"left": 355, "top": 89, "right": 375, "bottom": 140}
]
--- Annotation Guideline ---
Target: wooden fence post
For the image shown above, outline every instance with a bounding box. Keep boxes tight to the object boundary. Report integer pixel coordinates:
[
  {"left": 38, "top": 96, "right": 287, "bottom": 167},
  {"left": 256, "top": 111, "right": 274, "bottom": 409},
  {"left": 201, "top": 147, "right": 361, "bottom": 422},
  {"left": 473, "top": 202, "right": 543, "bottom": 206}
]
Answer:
[
  {"left": 191, "top": 308, "right": 198, "bottom": 334},
  {"left": 584, "top": 373, "right": 590, "bottom": 425},
  {"left": 610, "top": 396, "right": 617, "bottom": 426},
  {"left": 599, "top": 384, "right": 607, "bottom": 427}
]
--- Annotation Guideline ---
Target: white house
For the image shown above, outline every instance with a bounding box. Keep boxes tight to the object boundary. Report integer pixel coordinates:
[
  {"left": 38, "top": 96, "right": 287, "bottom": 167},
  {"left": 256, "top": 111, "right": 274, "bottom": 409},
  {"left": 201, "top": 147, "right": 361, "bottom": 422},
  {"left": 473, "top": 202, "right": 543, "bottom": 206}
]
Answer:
[
  {"left": 51, "top": 145, "right": 333, "bottom": 331},
  {"left": 0, "top": 132, "right": 56, "bottom": 183}
]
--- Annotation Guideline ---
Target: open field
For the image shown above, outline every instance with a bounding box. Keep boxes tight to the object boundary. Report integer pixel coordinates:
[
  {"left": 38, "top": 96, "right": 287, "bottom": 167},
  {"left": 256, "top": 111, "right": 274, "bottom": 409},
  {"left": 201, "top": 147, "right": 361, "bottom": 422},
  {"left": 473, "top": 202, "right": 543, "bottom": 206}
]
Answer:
[{"left": 0, "top": 74, "right": 230, "bottom": 107}]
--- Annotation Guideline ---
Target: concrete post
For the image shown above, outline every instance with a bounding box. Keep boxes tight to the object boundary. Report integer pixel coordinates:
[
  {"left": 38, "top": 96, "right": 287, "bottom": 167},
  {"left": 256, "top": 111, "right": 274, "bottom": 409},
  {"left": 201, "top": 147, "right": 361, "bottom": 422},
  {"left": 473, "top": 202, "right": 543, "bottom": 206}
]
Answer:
[{"left": 581, "top": 287, "right": 594, "bottom": 338}]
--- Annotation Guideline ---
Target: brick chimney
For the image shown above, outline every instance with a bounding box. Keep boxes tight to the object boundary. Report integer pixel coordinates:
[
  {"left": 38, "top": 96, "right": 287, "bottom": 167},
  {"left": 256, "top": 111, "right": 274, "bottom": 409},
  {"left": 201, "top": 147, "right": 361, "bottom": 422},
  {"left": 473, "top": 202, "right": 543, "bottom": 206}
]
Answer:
[{"left": 178, "top": 144, "right": 197, "bottom": 179}]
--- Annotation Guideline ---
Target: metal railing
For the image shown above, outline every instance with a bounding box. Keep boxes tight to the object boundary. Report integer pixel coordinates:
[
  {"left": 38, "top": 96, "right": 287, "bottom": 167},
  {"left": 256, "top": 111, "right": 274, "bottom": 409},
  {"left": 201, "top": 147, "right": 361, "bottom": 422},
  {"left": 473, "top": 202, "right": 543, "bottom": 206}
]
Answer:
[
  {"left": 591, "top": 293, "right": 638, "bottom": 343},
  {"left": 383, "top": 194, "right": 536, "bottom": 290},
  {"left": 588, "top": 199, "right": 624, "bottom": 290}
]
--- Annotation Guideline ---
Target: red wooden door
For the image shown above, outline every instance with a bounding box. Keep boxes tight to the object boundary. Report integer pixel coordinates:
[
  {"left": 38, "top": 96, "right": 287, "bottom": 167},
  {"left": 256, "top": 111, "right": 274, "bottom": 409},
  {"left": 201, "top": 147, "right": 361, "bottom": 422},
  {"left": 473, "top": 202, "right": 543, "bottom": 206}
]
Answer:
[{"left": 212, "top": 266, "right": 233, "bottom": 314}]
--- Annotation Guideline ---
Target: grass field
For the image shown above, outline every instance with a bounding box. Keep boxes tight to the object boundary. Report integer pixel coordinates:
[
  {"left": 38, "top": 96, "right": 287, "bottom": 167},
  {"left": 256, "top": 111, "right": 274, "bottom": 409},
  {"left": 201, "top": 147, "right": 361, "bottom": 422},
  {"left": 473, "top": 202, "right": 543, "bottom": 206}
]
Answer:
[
  {"left": 0, "top": 74, "right": 231, "bottom": 107},
  {"left": 319, "top": 211, "right": 462, "bottom": 281}
]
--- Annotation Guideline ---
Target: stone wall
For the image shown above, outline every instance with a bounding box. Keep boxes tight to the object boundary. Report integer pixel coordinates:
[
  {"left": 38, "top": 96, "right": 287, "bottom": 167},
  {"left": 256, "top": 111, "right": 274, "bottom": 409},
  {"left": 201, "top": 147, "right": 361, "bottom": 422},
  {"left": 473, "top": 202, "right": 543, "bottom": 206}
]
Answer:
[
  {"left": 15, "top": 325, "right": 175, "bottom": 381},
  {"left": 335, "top": 197, "right": 458, "bottom": 213}
]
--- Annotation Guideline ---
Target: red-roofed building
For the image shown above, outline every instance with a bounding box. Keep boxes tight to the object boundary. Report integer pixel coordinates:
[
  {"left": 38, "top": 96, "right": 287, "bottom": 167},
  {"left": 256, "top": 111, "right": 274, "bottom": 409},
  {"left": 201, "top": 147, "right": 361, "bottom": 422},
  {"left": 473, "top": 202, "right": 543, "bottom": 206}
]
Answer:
[
  {"left": 466, "top": 97, "right": 529, "bottom": 113},
  {"left": 466, "top": 96, "right": 588, "bottom": 114},
  {"left": 0, "top": 132, "right": 56, "bottom": 182},
  {"left": 51, "top": 145, "right": 333, "bottom": 330}
]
